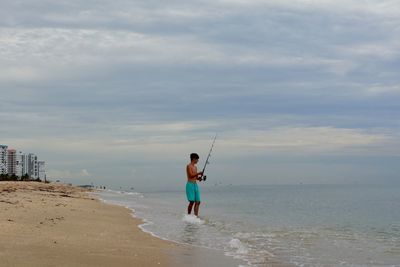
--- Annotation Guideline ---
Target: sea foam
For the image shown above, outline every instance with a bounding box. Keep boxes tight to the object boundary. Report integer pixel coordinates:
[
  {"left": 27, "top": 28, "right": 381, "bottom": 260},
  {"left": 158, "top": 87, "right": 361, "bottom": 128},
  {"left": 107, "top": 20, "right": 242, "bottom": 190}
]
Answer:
[
  {"left": 182, "top": 214, "right": 205, "bottom": 225},
  {"left": 229, "top": 238, "right": 249, "bottom": 255}
]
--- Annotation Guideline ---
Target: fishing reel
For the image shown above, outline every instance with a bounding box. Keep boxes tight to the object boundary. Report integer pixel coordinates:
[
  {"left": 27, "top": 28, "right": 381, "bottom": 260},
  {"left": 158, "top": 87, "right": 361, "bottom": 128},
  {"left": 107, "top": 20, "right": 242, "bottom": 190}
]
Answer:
[{"left": 199, "top": 175, "right": 207, "bottom": 182}]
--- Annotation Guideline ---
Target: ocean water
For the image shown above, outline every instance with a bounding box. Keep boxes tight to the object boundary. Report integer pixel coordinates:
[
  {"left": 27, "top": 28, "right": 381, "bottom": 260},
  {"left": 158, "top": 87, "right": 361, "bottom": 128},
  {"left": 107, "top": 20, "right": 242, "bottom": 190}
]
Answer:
[{"left": 98, "top": 184, "right": 400, "bottom": 267}]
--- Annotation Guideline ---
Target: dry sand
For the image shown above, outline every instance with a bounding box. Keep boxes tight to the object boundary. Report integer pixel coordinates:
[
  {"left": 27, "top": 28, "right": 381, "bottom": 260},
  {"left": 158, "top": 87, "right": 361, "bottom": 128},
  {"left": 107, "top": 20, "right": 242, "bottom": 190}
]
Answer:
[{"left": 0, "top": 181, "right": 184, "bottom": 267}]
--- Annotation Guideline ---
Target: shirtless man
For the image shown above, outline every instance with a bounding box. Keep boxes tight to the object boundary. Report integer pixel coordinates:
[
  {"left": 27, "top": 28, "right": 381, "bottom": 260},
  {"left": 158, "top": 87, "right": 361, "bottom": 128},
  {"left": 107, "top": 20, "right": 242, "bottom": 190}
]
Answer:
[{"left": 186, "top": 153, "right": 203, "bottom": 217}]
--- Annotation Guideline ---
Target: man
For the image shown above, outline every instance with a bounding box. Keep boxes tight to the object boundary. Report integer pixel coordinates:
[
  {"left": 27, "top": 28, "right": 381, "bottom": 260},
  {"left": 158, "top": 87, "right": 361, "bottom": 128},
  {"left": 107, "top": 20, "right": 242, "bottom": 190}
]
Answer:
[{"left": 186, "top": 153, "right": 203, "bottom": 217}]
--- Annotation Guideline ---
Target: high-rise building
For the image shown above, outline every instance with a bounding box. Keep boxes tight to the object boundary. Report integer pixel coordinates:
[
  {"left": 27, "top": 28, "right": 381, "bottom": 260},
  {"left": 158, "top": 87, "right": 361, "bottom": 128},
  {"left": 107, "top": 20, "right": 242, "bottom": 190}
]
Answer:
[
  {"left": 16, "top": 151, "right": 25, "bottom": 177},
  {"left": 1, "top": 145, "right": 44, "bottom": 179},
  {"left": 27, "top": 153, "right": 38, "bottom": 179},
  {"left": 0, "top": 145, "right": 7, "bottom": 175},
  {"left": 7, "top": 149, "right": 16, "bottom": 176},
  {"left": 38, "top": 161, "right": 46, "bottom": 181},
  {"left": 21, "top": 153, "right": 29, "bottom": 177}
]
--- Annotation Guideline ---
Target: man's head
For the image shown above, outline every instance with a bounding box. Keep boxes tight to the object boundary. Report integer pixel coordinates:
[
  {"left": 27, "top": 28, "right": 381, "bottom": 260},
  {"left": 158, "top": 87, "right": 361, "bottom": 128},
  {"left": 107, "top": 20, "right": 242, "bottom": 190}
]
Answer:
[{"left": 190, "top": 153, "right": 199, "bottom": 163}]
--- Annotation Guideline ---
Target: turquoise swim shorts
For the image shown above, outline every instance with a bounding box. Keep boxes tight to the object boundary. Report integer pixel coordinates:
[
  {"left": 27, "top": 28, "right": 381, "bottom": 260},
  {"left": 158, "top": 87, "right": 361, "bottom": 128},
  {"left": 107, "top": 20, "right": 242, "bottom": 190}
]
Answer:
[{"left": 186, "top": 182, "right": 201, "bottom": 202}]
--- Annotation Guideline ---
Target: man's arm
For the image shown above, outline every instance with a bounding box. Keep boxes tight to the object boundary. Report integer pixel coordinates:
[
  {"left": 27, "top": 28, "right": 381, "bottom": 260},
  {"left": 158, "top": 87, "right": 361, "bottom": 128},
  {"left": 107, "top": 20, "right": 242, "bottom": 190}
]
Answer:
[{"left": 187, "top": 165, "right": 203, "bottom": 179}]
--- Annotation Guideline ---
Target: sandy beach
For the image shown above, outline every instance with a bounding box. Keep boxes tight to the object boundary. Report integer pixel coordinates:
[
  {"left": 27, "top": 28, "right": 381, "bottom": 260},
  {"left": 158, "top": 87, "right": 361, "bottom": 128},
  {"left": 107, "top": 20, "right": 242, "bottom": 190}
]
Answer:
[
  {"left": 0, "top": 181, "right": 248, "bottom": 267},
  {"left": 0, "top": 181, "right": 185, "bottom": 267}
]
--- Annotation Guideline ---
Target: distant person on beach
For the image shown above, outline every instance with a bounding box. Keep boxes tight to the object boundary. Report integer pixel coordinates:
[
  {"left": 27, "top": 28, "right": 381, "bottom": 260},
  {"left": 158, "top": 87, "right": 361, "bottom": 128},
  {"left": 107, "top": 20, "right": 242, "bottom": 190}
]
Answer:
[{"left": 186, "top": 153, "right": 203, "bottom": 217}]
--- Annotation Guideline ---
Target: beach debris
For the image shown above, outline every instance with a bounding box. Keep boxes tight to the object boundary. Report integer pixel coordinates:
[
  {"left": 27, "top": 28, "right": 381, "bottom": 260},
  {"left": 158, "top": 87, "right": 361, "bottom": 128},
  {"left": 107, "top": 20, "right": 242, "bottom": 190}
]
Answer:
[{"left": 0, "top": 199, "right": 19, "bottom": 205}]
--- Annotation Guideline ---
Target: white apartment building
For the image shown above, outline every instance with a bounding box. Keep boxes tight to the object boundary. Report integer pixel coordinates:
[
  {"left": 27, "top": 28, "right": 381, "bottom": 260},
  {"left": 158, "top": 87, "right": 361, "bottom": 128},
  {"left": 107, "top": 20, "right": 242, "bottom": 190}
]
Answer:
[
  {"left": 22, "top": 153, "right": 29, "bottom": 176},
  {"left": 16, "top": 151, "right": 25, "bottom": 177},
  {"left": 0, "top": 145, "right": 7, "bottom": 175},
  {"left": 1, "top": 145, "right": 45, "bottom": 179}
]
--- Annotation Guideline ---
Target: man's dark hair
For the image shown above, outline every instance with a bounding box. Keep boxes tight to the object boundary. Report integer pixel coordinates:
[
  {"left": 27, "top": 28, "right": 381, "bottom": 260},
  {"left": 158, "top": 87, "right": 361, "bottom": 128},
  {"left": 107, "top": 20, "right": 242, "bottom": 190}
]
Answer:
[{"left": 190, "top": 153, "right": 199, "bottom": 161}]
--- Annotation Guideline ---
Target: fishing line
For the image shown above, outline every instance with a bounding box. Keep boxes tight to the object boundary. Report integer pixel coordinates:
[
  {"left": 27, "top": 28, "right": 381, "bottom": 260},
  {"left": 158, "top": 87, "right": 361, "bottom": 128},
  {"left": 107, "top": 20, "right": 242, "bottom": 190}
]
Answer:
[{"left": 200, "top": 134, "right": 217, "bottom": 182}]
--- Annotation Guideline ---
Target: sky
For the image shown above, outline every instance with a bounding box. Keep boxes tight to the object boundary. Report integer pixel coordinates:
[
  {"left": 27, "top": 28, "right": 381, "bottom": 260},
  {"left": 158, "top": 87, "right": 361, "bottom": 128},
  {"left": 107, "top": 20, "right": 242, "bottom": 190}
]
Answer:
[{"left": 1, "top": 0, "right": 399, "bottom": 190}]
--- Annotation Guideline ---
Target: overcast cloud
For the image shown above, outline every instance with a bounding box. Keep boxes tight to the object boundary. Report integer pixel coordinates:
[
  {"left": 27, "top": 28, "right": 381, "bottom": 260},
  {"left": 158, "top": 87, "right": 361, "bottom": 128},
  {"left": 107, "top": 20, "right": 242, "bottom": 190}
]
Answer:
[{"left": 1, "top": 0, "right": 399, "bottom": 190}]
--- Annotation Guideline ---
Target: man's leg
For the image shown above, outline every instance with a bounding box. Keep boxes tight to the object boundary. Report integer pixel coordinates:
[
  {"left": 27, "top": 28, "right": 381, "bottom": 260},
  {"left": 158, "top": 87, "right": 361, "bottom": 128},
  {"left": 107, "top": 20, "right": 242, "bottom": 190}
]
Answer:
[
  {"left": 194, "top": 201, "right": 201, "bottom": 216},
  {"left": 188, "top": 201, "right": 195, "bottom": 214}
]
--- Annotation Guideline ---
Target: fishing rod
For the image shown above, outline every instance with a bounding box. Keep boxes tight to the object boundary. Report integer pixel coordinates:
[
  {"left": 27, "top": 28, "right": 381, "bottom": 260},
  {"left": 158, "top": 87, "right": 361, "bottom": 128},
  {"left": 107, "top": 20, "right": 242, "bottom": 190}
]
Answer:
[{"left": 200, "top": 134, "right": 217, "bottom": 182}]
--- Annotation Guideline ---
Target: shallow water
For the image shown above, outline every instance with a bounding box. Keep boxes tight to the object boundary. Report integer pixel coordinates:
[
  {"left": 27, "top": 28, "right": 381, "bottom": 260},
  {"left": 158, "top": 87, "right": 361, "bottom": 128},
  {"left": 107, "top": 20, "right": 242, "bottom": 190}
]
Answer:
[{"left": 98, "top": 184, "right": 400, "bottom": 267}]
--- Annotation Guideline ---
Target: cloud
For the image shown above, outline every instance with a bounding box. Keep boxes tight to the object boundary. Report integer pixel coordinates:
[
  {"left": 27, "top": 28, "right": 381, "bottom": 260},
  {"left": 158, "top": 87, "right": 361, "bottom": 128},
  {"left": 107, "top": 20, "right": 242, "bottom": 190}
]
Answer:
[
  {"left": 1, "top": 0, "right": 398, "bottom": 93},
  {"left": 220, "top": 127, "right": 391, "bottom": 154},
  {"left": 1, "top": 0, "right": 399, "bottom": 186},
  {"left": 366, "top": 84, "right": 400, "bottom": 96},
  {"left": 0, "top": 67, "right": 42, "bottom": 82},
  {"left": 0, "top": 26, "right": 358, "bottom": 81},
  {"left": 3, "top": 124, "right": 396, "bottom": 159},
  {"left": 217, "top": 0, "right": 400, "bottom": 17}
]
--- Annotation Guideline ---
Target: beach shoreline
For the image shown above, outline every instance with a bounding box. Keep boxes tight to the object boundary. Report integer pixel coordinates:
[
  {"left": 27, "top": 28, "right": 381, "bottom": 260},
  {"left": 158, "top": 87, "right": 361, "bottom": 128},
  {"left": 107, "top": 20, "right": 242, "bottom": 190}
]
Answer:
[
  {"left": 0, "top": 181, "right": 184, "bottom": 266},
  {"left": 0, "top": 181, "right": 247, "bottom": 267},
  {"left": 96, "top": 188, "right": 292, "bottom": 267}
]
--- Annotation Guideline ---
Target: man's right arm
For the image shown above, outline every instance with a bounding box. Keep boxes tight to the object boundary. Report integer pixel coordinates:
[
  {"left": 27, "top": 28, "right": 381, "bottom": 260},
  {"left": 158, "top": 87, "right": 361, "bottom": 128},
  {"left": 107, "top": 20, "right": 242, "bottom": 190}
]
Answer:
[{"left": 188, "top": 165, "right": 202, "bottom": 179}]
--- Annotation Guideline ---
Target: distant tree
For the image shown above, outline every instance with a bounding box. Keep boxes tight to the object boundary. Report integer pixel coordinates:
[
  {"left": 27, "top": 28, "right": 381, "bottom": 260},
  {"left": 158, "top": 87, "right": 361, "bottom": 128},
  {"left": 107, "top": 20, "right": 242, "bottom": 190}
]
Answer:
[
  {"left": 0, "top": 173, "right": 46, "bottom": 183},
  {"left": 21, "top": 173, "right": 30, "bottom": 181}
]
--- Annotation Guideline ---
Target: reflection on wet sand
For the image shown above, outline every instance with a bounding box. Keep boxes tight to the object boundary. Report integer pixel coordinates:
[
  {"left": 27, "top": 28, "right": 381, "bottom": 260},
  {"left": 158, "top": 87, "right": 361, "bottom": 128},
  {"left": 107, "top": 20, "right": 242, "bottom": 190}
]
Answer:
[{"left": 181, "top": 222, "right": 201, "bottom": 244}]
